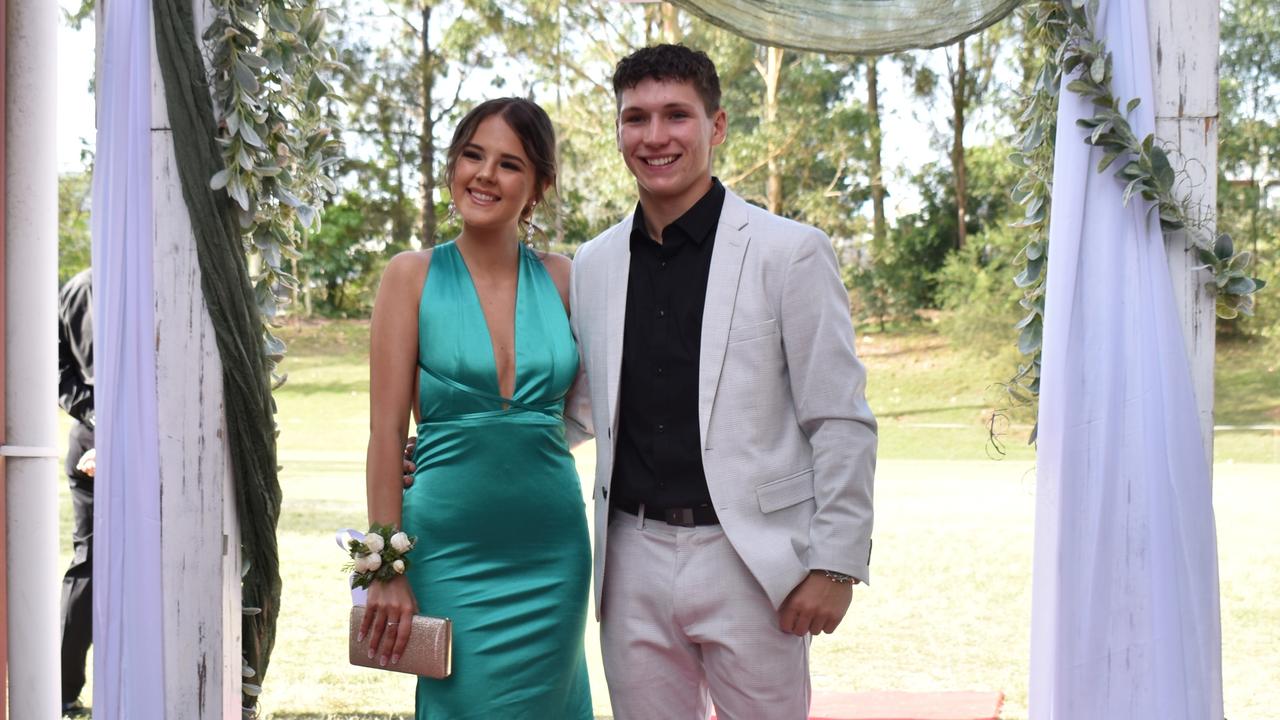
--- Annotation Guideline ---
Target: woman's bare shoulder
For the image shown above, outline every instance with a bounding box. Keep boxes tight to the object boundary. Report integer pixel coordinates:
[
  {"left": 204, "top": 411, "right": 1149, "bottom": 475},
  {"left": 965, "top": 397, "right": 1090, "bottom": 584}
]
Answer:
[
  {"left": 381, "top": 248, "right": 434, "bottom": 290},
  {"left": 534, "top": 249, "right": 572, "bottom": 311},
  {"left": 535, "top": 250, "right": 571, "bottom": 284}
]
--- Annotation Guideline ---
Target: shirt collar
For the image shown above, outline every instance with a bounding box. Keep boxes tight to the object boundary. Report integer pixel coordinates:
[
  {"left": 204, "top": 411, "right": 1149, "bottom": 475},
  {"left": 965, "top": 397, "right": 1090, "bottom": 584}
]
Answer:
[{"left": 629, "top": 178, "right": 726, "bottom": 249}]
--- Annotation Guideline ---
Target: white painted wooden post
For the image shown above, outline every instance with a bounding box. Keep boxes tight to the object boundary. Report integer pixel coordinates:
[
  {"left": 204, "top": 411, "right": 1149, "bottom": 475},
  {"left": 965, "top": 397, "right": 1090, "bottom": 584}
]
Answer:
[
  {"left": 3, "top": 0, "right": 61, "bottom": 716},
  {"left": 149, "top": 0, "right": 242, "bottom": 715},
  {"left": 1147, "top": 0, "right": 1219, "bottom": 465}
]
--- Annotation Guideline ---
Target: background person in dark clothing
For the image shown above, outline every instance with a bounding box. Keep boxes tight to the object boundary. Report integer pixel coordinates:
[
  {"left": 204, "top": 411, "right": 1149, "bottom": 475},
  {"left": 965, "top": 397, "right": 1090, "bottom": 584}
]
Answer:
[{"left": 57, "top": 268, "right": 94, "bottom": 716}]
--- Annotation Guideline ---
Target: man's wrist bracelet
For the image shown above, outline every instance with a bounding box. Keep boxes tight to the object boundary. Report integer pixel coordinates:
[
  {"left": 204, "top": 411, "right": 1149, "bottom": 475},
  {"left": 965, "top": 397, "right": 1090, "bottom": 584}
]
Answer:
[{"left": 820, "top": 569, "right": 858, "bottom": 585}]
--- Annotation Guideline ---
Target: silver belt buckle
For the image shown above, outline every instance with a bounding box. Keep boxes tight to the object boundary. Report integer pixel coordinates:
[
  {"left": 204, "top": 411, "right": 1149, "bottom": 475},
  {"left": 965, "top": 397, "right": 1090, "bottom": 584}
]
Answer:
[{"left": 665, "top": 508, "right": 696, "bottom": 527}]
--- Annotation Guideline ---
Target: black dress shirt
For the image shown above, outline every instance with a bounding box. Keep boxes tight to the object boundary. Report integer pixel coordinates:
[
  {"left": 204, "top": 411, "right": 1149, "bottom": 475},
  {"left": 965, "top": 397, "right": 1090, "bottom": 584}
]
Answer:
[
  {"left": 611, "top": 179, "right": 726, "bottom": 511},
  {"left": 58, "top": 268, "right": 95, "bottom": 429}
]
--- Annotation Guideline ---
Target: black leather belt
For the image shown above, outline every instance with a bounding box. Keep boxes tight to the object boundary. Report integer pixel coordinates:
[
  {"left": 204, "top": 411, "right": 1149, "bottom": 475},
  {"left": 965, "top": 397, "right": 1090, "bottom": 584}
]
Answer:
[{"left": 614, "top": 500, "right": 719, "bottom": 527}]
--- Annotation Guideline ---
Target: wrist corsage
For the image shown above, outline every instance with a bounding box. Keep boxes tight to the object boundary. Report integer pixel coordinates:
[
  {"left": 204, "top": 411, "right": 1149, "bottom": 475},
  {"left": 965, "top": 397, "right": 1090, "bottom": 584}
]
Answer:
[{"left": 345, "top": 523, "right": 417, "bottom": 589}]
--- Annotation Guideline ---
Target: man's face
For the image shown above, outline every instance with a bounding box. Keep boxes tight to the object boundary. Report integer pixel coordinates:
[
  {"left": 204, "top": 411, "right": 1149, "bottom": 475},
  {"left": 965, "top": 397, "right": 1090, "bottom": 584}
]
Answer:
[{"left": 616, "top": 78, "right": 727, "bottom": 212}]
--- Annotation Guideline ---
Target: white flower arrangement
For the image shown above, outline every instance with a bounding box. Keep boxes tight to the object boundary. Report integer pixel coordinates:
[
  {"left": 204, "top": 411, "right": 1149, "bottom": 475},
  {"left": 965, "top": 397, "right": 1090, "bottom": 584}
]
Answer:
[{"left": 345, "top": 523, "right": 417, "bottom": 590}]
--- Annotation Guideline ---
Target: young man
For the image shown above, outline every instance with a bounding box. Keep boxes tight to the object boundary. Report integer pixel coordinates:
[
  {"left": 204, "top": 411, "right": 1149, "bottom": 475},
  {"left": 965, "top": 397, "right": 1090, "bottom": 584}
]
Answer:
[{"left": 567, "top": 44, "right": 877, "bottom": 719}]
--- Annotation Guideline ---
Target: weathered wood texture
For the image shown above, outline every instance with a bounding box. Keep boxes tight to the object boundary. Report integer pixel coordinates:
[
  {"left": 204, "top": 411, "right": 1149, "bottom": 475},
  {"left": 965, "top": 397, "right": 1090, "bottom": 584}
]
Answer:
[
  {"left": 1148, "top": 0, "right": 1219, "bottom": 463},
  {"left": 1, "top": 0, "right": 8, "bottom": 713},
  {"left": 150, "top": 2, "right": 241, "bottom": 716}
]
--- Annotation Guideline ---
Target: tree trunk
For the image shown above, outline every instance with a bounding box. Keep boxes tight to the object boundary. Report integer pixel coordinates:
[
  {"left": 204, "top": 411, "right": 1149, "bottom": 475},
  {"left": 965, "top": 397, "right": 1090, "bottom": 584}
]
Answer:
[
  {"left": 554, "top": 0, "right": 565, "bottom": 246},
  {"left": 951, "top": 40, "right": 968, "bottom": 250},
  {"left": 762, "top": 46, "right": 784, "bottom": 215},
  {"left": 867, "top": 56, "right": 887, "bottom": 247},
  {"left": 419, "top": 3, "right": 438, "bottom": 247},
  {"left": 293, "top": 251, "right": 311, "bottom": 317},
  {"left": 661, "top": 3, "right": 680, "bottom": 42},
  {"left": 644, "top": 4, "right": 659, "bottom": 43},
  {"left": 393, "top": 138, "right": 409, "bottom": 246}
]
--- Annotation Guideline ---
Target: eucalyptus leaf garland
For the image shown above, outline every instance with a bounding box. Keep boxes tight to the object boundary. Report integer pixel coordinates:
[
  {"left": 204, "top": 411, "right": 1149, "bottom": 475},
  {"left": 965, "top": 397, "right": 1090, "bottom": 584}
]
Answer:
[
  {"left": 1007, "top": 0, "right": 1268, "bottom": 431},
  {"left": 205, "top": 0, "right": 346, "bottom": 382},
  {"left": 202, "top": 0, "right": 346, "bottom": 714},
  {"left": 1005, "top": 0, "right": 1067, "bottom": 420},
  {"left": 1058, "top": 0, "right": 1266, "bottom": 318}
]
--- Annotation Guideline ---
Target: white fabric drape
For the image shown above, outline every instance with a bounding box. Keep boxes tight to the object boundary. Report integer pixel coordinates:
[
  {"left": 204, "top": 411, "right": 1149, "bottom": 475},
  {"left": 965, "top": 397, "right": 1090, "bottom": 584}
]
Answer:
[
  {"left": 1029, "top": 0, "right": 1224, "bottom": 718},
  {"left": 671, "top": 0, "right": 1022, "bottom": 54},
  {"left": 91, "top": 0, "right": 165, "bottom": 715}
]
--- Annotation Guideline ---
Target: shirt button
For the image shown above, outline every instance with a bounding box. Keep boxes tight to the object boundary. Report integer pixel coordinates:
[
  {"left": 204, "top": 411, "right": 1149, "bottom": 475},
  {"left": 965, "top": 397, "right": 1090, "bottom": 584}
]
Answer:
[
  {"left": 660, "top": 260, "right": 667, "bottom": 269},
  {"left": 657, "top": 309, "right": 666, "bottom": 318},
  {"left": 657, "top": 424, "right": 666, "bottom": 433},
  {"left": 656, "top": 367, "right": 664, "bottom": 376}
]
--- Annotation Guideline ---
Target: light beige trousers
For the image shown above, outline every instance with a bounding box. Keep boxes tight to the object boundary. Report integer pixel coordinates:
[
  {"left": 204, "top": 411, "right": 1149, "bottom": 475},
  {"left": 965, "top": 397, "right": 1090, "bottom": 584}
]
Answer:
[{"left": 601, "top": 510, "right": 811, "bottom": 720}]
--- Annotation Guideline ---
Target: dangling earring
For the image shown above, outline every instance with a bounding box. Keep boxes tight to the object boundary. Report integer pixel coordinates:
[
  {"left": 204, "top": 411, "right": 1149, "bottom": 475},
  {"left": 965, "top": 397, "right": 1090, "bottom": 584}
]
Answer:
[
  {"left": 524, "top": 203, "right": 537, "bottom": 244},
  {"left": 446, "top": 201, "right": 457, "bottom": 222}
]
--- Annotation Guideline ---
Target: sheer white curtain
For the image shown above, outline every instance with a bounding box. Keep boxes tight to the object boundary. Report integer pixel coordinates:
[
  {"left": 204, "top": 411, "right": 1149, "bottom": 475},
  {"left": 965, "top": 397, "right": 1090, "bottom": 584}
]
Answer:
[
  {"left": 671, "top": 0, "right": 1021, "bottom": 53},
  {"left": 1029, "top": 0, "right": 1224, "bottom": 717},
  {"left": 91, "top": 0, "right": 166, "bottom": 715},
  {"left": 670, "top": 0, "right": 1018, "bottom": 53}
]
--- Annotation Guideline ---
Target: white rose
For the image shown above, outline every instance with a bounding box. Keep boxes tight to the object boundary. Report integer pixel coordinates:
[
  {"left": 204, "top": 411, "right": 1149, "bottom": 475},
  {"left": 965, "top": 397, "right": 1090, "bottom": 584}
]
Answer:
[
  {"left": 365, "top": 553, "right": 382, "bottom": 572},
  {"left": 392, "top": 559, "right": 406, "bottom": 574},
  {"left": 353, "top": 554, "right": 370, "bottom": 573},
  {"left": 363, "top": 533, "right": 385, "bottom": 554},
  {"left": 390, "top": 532, "right": 411, "bottom": 553}
]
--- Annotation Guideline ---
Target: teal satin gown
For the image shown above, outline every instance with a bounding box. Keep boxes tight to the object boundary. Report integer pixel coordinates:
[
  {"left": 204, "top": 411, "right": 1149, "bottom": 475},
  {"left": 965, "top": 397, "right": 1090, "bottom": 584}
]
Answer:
[{"left": 402, "top": 241, "right": 593, "bottom": 719}]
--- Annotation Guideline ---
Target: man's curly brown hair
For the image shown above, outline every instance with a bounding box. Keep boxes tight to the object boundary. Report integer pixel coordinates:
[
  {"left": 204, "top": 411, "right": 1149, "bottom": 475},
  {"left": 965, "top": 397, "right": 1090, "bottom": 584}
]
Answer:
[{"left": 611, "top": 44, "right": 721, "bottom": 115}]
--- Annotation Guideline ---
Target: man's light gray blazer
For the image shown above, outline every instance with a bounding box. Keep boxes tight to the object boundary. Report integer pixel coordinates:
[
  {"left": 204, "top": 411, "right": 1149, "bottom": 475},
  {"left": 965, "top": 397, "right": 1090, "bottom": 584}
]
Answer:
[{"left": 567, "top": 188, "right": 876, "bottom": 618}]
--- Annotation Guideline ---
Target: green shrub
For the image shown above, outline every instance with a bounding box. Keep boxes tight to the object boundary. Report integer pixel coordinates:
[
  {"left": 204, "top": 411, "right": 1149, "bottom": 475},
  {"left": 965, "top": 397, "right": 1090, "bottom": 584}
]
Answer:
[{"left": 935, "top": 226, "right": 1026, "bottom": 355}]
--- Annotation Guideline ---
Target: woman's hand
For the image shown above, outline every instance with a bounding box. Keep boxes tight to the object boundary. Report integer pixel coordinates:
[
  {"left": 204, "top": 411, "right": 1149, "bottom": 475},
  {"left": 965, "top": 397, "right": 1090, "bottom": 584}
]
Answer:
[{"left": 360, "top": 575, "right": 418, "bottom": 667}]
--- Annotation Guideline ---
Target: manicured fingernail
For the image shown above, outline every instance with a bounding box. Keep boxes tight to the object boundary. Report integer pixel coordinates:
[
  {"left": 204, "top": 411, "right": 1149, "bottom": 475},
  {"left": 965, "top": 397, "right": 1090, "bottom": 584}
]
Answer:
[
  {"left": 357, "top": 631, "right": 364, "bottom": 642},
  {"left": 391, "top": 654, "right": 400, "bottom": 665},
  {"left": 379, "top": 655, "right": 387, "bottom": 667},
  {"left": 367, "top": 648, "right": 375, "bottom": 659}
]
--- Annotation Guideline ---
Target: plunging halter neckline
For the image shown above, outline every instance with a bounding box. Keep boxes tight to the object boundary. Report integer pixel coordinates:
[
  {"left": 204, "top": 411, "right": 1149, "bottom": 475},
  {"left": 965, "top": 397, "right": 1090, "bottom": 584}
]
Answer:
[{"left": 452, "top": 240, "right": 524, "bottom": 405}]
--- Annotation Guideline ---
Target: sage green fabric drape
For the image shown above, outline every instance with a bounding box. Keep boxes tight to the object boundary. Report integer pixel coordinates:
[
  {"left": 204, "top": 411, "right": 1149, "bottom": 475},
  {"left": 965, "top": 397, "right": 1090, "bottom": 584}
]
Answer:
[
  {"left": 153, "top": 0, "right": 283, "bottom": 709},
  {"left": 671, "top": 0, "right": 1023, "bottom": 53}
]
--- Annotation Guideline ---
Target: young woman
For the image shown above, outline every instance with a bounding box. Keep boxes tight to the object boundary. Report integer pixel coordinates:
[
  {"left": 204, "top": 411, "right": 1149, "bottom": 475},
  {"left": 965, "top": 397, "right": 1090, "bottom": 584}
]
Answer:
[{"left": 359, "top": 98, "right": 591, "bottom": 719}]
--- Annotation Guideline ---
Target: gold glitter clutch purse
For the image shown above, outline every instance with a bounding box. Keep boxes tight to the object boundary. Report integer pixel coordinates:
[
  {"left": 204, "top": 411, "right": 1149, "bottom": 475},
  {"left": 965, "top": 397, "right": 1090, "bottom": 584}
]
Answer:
[{"left": 348, "top": 605, "right": 452, "bottom": 679}]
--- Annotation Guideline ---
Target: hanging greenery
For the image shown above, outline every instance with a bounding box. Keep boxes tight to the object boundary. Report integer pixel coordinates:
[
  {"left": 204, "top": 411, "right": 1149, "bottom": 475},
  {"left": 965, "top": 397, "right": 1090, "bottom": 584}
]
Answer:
[
  {"left": 1007, "top": 0, "right": 1268, "bottom": 432},
  {"left": 1004, "top": 0, "right": 1067, "bottom": 419},
  {"left": 206, "top": 0, "right": 345, "bottom": 376},
  {"left": 202, "top": 0, "right": 345, "bottom": 715}
]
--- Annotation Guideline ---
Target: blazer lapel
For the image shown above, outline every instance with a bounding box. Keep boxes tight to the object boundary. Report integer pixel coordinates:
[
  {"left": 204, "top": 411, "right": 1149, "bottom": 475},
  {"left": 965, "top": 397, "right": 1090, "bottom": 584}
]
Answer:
[
  {"left": 603, "top": 220, "right": 632, "bottom": 430},
  {"left": 698, "top": 191, "right": 751, "bottom": 447}
]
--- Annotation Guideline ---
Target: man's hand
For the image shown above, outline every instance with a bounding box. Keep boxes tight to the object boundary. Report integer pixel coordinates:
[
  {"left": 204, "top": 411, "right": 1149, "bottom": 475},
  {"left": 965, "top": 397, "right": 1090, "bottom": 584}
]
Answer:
[
  {"left": 777, "top": 571, "right": 854, "bottom": 636},
  {"left": 75, "top": 448, "right": 96, "bottom": 478},
  {"left": 402, "top": 436, "right": 417, "bottom": 489}
]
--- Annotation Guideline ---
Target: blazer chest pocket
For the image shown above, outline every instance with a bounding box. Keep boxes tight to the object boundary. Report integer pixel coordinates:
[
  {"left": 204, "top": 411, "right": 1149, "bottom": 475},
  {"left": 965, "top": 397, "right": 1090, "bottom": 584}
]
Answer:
[
  {"left": 756, "top": 469, "right": 815, "bottom": 513},
  {"left": 727, "top": 318, "right": 777, "bottom": 344}
]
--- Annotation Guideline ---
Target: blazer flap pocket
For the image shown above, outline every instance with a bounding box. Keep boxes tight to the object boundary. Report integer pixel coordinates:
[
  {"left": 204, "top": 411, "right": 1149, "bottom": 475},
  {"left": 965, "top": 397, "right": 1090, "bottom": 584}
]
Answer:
[
  {"left": 756, "top": 469, "right": 815, "bottom": 513},
  {"left": 727, "top": 318, "right": 777, "bottom": 344}
]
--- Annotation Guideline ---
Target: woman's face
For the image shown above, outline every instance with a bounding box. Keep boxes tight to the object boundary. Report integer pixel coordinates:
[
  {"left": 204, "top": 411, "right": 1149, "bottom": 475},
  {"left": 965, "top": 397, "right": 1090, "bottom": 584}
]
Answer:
[{"left": 450, "top": 115, "right": 540, "bottom": 235}]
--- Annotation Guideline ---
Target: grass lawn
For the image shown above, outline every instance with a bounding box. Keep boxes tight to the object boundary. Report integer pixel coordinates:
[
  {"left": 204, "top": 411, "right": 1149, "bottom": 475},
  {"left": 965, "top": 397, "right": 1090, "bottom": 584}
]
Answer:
[{"left": 56, "top": 319, "right": 1278, "bottom": 718}]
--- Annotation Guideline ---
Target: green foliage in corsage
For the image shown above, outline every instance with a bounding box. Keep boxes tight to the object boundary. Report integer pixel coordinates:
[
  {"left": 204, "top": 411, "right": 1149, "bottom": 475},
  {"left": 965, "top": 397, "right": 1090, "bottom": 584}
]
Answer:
[{"left": 346, "top": 524, "right": 418, "bottom": 590}]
